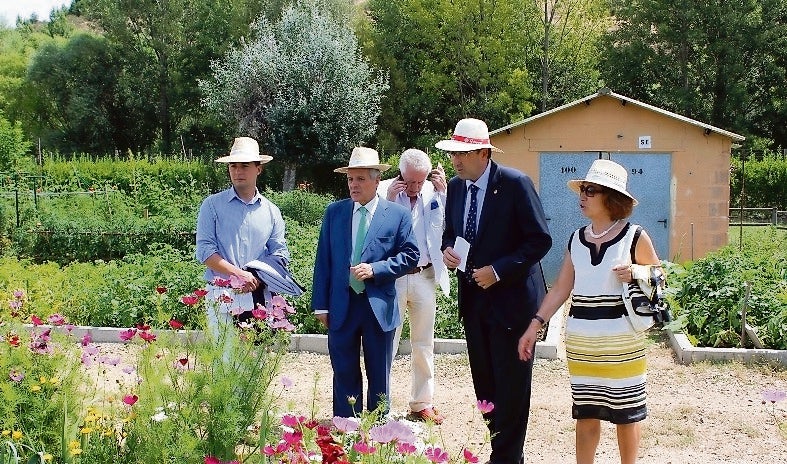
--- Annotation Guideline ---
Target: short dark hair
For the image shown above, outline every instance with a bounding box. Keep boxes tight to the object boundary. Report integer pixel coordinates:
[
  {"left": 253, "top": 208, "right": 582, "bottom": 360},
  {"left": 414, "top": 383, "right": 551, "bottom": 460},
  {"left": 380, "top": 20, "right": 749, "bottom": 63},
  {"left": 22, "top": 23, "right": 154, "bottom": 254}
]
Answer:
[{"left": 603, "top": 189, "right": 635, "bottom": 220}]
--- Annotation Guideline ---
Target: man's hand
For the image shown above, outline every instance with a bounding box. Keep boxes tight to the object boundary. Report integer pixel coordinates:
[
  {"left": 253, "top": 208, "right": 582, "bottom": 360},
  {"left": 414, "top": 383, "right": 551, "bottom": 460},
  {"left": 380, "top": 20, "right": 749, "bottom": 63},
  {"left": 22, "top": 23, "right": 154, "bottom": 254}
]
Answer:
[
  {"left": 470, "top": 265, "right": 498, "bottom": 290},
  {"left": 234, "top": 269, "right": 259, "bottom": 293},
  {"left": 315, "top": 313, "right": 328, "bottom": 328},
  {"left": 386, "top": 178, "right": 407, "bottom": 201},
  {"left": 430, "top": 163, "right": 447, "bottom": 193},
  {"left": 350, "top": 263, "right": 374, "bottom": 281},
  {"left": 443, "top": 247, "right": 460, "bottom": 270}
]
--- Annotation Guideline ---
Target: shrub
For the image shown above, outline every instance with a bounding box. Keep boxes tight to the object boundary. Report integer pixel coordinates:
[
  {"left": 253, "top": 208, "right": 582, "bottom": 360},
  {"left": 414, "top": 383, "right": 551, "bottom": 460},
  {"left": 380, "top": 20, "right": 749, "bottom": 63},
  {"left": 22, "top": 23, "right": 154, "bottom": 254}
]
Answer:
[{"left": 667, "top": 227, "right": 787, "bottom": 349}]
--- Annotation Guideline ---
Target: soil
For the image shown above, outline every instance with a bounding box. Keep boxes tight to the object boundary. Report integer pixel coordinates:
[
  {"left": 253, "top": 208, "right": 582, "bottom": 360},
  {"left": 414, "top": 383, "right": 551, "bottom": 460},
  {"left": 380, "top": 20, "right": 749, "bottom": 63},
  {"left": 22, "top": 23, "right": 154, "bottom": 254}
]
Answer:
[{"left": 92, "top": 335, "right": 787, "bottom": 463}]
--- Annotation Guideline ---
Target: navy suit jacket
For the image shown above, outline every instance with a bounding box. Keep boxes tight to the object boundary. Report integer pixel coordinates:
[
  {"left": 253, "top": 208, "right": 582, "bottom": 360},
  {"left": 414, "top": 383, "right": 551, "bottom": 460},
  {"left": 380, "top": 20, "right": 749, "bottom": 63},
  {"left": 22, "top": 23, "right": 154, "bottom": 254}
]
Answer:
[
  {"left": 442, "top": 161, "right": 552, "bottom": 332},
  {"left": 312, "top": 196, "right": 419, "bottom": 332}
]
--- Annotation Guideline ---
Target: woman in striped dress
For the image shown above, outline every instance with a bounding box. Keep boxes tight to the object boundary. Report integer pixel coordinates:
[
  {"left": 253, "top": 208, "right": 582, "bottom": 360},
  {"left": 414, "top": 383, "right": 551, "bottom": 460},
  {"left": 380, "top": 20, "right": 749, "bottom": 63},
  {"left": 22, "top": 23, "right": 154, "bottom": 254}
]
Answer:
[{"left": 517, "top": 159, "right": 661, "bottom": 464}]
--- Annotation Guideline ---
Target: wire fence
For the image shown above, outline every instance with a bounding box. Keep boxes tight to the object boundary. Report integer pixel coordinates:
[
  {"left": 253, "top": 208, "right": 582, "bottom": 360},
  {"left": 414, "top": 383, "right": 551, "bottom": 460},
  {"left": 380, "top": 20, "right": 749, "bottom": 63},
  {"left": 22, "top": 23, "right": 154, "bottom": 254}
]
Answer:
[{"left": 729, "top": 207, "right": 787, "bottom": 229}]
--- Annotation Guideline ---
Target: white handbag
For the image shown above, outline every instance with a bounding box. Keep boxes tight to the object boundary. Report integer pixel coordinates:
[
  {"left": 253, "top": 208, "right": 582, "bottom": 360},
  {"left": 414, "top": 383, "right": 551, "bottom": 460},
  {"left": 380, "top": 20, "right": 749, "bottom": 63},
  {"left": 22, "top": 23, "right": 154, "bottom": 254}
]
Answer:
[{"left": 618, "top": 226, "right": 668, "bottom": 333}]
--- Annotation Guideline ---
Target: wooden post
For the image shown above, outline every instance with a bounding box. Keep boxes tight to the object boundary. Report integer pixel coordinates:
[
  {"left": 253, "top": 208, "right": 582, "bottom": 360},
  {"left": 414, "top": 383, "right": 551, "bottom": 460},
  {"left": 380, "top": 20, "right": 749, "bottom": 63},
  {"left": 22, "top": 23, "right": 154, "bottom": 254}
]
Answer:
[{"left": 740, "top": 281, "right": 750, "bottom": 347}]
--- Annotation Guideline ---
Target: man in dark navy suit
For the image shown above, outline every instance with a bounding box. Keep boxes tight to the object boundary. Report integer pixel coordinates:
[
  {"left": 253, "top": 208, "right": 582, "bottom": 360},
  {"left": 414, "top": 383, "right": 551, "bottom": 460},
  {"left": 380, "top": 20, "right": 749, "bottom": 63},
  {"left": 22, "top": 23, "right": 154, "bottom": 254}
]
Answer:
[
  {"left": 312, "top": 147, "right": 419, "bottom": 418},
  {"left": 438, "top": 119, "right": 552, "bottom": 464}
]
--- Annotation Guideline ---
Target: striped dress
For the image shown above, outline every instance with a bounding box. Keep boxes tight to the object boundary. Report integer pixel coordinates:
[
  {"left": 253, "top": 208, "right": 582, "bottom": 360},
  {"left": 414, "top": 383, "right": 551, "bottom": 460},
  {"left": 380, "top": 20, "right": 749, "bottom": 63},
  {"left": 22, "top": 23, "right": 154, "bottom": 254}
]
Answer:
[{"left": 565, "top": 223, "right": 647, "bottom": 424}]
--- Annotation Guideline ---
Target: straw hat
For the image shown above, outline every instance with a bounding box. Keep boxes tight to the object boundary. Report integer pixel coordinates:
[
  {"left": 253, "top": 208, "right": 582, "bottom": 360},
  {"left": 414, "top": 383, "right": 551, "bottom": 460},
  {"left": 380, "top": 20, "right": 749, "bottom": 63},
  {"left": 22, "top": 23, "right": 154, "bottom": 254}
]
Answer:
[
  {"left": 334, "top": 147, "right": 391, "bottom": 173},
  {"left": 215, "top": 137, "right": 273, "bottom": 163},
  {"left": 568, "top": 159, "right": 638, "bottom": 205},
  {"left": 435, "top": 118, "right": 502, "bottom": 153}
]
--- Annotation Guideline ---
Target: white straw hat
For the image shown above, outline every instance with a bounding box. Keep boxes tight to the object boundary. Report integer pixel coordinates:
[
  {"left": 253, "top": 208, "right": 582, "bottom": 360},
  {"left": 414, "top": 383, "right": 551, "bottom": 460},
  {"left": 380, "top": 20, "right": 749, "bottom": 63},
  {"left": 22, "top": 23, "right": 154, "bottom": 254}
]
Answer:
[
  {"left": 215, "top": 137, "right": 273, "bottom": 163},
  {"left": 568, "top": 159, "right": 638, "bottom": 205},
  {"left": 334, "top": 147, "right": 391, "bottom": 173},
  {"left": 435, "top": 118, "right": 502, "bottom": 153}
]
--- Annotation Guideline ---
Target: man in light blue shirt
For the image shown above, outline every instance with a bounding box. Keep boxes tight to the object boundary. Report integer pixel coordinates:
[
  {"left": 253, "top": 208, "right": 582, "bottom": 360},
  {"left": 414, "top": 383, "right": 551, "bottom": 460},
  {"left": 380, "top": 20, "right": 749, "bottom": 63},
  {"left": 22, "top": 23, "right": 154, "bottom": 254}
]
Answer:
[{"left": 196, "top": 137, "right": 290, "bottom": 332}]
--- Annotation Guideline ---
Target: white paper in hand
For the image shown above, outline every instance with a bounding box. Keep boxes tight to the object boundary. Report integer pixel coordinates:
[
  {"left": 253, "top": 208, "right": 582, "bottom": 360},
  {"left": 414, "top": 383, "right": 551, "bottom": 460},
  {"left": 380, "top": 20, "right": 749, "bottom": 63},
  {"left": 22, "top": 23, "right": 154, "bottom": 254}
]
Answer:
[{"left": 453, "top": 237, "right": 471, "bottom": 272}]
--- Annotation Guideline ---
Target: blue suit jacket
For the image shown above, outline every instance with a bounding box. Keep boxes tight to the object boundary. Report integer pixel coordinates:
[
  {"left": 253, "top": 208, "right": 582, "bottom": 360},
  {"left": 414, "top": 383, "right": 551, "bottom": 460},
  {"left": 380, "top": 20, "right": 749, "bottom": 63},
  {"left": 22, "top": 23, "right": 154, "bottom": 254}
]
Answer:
[
  {"left": 312, "top": 196, "right": 419, "bottom": 332},
  {"left": 442, "top": 161, "right": 552, "bottom": 331}
]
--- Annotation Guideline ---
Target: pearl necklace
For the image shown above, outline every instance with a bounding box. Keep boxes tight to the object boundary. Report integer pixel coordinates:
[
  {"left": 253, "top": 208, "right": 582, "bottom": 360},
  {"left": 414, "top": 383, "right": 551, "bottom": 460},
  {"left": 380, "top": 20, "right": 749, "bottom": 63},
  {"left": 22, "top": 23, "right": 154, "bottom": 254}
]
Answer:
[{"left": 587, "top": 219, "right": 620, "bottom": 239}]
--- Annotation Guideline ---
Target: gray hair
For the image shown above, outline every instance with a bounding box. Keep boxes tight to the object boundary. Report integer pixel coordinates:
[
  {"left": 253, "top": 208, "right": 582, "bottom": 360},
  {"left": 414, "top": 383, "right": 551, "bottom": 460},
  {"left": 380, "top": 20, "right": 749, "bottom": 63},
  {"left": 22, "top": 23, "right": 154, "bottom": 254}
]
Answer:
[
  {"left": 399, "top": 149, "right": 432, "bottom": 174},
  {"left": 368, "top": 169, "right": 381, "bottom": 180}
]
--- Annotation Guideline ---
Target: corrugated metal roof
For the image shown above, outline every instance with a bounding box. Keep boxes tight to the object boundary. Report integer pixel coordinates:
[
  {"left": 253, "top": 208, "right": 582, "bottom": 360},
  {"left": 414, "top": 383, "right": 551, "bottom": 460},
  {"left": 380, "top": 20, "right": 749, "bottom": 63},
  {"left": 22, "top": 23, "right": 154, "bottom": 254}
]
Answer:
[{"left": 490, "top": 88, "right": 746, "bottom": 142}]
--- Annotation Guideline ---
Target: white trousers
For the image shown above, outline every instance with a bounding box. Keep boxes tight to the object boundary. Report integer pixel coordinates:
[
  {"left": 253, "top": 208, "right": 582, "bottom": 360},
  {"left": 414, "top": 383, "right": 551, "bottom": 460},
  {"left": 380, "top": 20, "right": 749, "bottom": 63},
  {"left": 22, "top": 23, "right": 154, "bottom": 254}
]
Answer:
[{"left": 392, "top": 266, "right": 437, "bottom": 412}]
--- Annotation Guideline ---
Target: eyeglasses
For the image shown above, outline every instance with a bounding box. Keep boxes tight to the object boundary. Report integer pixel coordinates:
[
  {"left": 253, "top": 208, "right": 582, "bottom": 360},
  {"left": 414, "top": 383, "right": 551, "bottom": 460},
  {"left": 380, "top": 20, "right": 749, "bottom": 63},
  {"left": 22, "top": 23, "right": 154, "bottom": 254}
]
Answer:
[
  {"left": 579, "top": 184, "right": 605, "bottom": 197},
  {"left": 449, "top": 149, "right": 478, "bottom": 157}
]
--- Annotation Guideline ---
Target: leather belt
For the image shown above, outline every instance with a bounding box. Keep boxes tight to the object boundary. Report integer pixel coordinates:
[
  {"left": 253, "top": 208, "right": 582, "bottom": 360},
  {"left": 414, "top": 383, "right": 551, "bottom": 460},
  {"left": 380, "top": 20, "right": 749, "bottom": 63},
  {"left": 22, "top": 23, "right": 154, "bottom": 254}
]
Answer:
[{"left": 406, "top": 263, "right": 433, "bottom": 274}]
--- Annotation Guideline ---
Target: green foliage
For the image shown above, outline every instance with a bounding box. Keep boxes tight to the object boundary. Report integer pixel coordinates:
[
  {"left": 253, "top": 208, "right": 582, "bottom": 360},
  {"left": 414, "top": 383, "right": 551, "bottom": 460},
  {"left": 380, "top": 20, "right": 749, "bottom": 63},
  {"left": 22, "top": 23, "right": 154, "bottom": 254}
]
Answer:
[
  {"left": 667, "top": 227, "right": 787, "bottom": 349},
  {"left": 200, "top": 0, "right": 389, "bottom": 184},
  {"left": 0, "top": 111, "right": 32, "bottom": 172},
  {"left": 601, "top": 0, "right": 787, "bottom": 147},
  {"left": 730, "top": 153, "right": 787, "bottom": 210},
  {"left": 0, "top": 248, "right": 205, "bottom": 329}
]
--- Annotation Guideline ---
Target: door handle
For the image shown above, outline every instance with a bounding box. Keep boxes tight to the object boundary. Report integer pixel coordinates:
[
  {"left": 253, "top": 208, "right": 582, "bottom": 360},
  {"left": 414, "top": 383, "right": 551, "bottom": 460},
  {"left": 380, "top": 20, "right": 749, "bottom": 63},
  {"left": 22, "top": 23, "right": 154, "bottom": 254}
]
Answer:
[{"left": 657, "top": 219, "right": 667, "bottom": 228}]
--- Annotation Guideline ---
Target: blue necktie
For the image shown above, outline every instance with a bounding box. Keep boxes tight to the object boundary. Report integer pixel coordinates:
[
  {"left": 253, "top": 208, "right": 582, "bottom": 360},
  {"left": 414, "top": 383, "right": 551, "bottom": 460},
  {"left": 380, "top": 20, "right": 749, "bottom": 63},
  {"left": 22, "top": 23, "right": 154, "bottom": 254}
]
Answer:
[
  {"left": 350, "top": 206, "right": 368, "bottom": 293},
  {"left": 464, "top": 184, "right": 479, "bottom": 284}
]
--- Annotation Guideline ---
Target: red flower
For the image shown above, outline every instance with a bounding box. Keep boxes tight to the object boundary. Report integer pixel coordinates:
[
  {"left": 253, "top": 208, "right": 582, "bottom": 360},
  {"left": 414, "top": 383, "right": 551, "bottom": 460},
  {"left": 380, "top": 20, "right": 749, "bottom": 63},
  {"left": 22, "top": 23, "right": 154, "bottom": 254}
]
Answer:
[
  {"left": 8, "top": 334, "right": 20, "bottom": 347},
  {"left": 180, "top": 295, "right": 199, "bottom": 306},
  {"left": 194, "top": 288, "right": 208, "bottom": 297},
  {"left": 139, "top": 331, "right": 157, "bottom": 343},
  {"left": 463, "top": 448, "right": 480, "bottom": 463},
  {"left": 168, "top": 319, "right": 184, "bottom": 330},
  {"left": 204, "top": 457, "right": 220, "bottom": 464},
  {"left": 136, "top": 323, "right": 151, "bottom": 331},
  {"left": 122, "top": 394, "right": 138, "bottom": 406},
  {"left": 31, "top": 315, "right": 43, "bottom": 326},
  {"left": 155, "top": 286, "right": 167, "bottom": 294}
]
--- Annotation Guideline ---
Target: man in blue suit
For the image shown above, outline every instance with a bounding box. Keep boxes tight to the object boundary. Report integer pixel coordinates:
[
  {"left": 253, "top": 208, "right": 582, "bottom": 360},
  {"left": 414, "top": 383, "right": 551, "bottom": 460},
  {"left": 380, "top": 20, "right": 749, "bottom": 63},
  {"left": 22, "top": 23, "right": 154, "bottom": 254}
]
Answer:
[
  {"left": 439, "top": 119, "right": 552, "bottom": 464},
  {"left": 312, "top": 147, "right": 419, "bottom": 418}
]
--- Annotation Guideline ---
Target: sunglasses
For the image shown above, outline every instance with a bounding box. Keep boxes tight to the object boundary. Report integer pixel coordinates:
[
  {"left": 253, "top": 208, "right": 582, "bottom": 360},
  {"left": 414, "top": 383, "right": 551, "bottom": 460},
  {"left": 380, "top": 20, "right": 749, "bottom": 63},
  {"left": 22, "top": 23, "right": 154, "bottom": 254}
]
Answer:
[
  {"left": 449, "top": 149, "right": 479, "bottom": 157},
  {"left": 579, "top": 184, "right": 605, "bottom": 197}
]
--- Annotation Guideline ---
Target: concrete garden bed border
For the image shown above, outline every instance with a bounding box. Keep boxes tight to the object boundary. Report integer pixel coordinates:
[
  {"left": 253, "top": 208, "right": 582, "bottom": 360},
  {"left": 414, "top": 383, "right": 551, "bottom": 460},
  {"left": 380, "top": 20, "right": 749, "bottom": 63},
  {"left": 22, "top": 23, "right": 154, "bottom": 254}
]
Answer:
[
  {"left": 666, "top": 327, "right": 787, "bottom": 366},
  {"left": 23, "top": 304, "right": 566, "bottom": 360}
]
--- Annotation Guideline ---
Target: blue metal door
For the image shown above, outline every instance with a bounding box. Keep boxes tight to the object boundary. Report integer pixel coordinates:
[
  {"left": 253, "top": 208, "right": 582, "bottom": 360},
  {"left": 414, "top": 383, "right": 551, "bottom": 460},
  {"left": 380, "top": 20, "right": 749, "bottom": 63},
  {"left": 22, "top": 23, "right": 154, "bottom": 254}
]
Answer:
[{"left": 538, "top": 152, "right": 671, "bottom": 284}]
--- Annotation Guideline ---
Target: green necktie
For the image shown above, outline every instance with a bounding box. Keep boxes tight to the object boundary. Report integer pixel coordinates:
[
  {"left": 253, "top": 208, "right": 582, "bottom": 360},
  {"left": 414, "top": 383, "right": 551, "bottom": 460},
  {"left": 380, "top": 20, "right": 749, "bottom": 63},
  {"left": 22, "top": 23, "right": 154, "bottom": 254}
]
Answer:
[{"left": 350, "top": 206, "right": 368, "bottom": 293}]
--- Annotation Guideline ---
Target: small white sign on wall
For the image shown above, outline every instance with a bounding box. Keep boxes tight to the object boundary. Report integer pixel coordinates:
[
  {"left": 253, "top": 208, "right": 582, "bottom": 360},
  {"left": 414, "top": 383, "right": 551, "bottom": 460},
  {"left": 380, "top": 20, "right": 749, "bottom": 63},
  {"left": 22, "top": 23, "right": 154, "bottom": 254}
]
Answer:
[{"left": 638, "top": 136, "right": 652, "bottom": 149}]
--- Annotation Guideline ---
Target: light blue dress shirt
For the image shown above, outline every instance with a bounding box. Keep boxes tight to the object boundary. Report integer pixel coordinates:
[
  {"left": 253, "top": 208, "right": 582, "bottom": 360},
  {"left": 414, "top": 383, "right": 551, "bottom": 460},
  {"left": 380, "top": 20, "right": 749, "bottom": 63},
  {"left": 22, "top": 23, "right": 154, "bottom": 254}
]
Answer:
[{"left": 195, "top": 186, "right": 290, "bottom": 282}]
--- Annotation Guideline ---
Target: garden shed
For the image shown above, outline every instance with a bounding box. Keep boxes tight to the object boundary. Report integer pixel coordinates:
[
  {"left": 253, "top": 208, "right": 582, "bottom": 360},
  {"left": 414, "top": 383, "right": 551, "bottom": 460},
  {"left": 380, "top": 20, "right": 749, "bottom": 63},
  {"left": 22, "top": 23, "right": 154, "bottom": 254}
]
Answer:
[{"left": 488, "top": 88, "right": 745, "bottom": 283}]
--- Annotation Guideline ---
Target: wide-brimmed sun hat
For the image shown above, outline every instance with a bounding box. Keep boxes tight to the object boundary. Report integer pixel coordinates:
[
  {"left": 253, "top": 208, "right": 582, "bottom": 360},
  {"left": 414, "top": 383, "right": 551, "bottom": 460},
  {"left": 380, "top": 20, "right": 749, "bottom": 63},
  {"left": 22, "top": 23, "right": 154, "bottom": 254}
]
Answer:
[
  {"left": 568, "top": 159, "right": 638, "bottom": 205},
  {"left": 215, "top": 137, "right": 273, "bottom": 163},
  {"left": 435, "top": 118, "right": 503, "bottom": 153},
  {"left": 334, "top": 147, "right": 391, "bottom": 173}
]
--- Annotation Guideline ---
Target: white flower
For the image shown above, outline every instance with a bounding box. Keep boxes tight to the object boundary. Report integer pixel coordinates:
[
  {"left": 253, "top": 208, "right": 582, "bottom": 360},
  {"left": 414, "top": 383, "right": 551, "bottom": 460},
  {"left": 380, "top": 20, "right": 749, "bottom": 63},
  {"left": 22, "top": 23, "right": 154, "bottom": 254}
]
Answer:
[{"left": 152, "top": 411, "right": 168, "bottom": 422}]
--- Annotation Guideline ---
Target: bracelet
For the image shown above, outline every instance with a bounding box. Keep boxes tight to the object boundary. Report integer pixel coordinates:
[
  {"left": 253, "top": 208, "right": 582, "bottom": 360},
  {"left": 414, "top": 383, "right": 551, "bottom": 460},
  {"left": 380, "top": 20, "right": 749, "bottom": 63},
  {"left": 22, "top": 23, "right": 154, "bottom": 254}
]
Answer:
[{"left": 533, "top": 314, "right": 546, "bottom": 326}]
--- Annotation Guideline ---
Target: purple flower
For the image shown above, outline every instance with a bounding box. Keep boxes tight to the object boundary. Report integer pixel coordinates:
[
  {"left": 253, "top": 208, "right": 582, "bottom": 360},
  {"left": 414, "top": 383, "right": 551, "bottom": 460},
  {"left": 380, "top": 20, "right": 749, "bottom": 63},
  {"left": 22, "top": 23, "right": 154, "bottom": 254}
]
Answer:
[
  {"left": 477, "top": 399, "right": 495, "bottom": 414},
  {"left": 762, "top": 390, "right": 787, "bottom": 403},
  {"left": 281, "top": 376, "right": 293, "bottom": 388},
  {"left": 9, "top": 369, "right": 24, "bottom": 382},
  {"left": 81, "top": 333, "right": 92, "bottom": 346},
  {"left": 47, "top": 313, "right": 66, "bottom": 326},
  {"left": 332, "top": 416, "right": 360, "bottom": 433}
]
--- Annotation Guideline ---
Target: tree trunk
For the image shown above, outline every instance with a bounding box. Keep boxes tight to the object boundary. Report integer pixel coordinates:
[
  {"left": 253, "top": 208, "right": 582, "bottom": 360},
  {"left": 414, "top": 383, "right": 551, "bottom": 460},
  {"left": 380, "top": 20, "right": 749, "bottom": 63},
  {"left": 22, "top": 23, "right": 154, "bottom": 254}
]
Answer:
[{"left": 282, "top": 163, "right": 297, "bottom": 191}]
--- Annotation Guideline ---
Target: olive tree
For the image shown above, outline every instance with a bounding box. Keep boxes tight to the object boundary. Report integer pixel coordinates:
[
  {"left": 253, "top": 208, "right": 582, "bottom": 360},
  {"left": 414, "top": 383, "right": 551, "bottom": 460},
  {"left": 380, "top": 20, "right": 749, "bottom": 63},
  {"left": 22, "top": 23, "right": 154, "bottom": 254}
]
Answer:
[{"left": 200, "top": 0, "right": 388, "bottom": 190}]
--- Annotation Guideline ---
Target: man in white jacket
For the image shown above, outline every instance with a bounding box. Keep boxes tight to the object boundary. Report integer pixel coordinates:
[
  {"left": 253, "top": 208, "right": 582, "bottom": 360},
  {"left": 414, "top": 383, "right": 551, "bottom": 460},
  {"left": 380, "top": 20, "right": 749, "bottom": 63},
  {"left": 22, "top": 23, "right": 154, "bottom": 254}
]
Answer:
[{"left": 378, "top": 148, "right": 450, "bottom": 424}]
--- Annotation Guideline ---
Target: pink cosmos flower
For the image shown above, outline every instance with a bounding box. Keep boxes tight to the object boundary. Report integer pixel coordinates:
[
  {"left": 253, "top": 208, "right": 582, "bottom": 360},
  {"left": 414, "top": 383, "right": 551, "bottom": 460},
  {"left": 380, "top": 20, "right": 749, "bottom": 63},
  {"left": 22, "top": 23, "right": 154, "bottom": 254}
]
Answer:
[
  {"left": 13, "top": 289, "right": 24, "bottom": 299},
  {"left": 332, "top": 416, "right": 360, "bottom": 433},
  {"left": 122, "top": 394, "right": 138, "bottom": 406},
  {"left": 47, "top": 314, "right": 66, "bottom": 326},
  {"left": 30, "top": 315, "right": 43, "bottom": 326},
  {"left": 282, "top": 414, "right": 307, "bottom": 428},
  {"left": 122, "top": 365, "right": 136, "bottom": 375},
  {"left": 477, "top": 399, "right": 495, "bottom": 414},
  {"left": 352, "top": 441, "right": 376, "bottom": 455},
  {"left": 139, "top": 331, "right": 156, "bottom": 343},
  {"left": 9, "top": 300, "right": 21, "bottom": 310},
  {"left": 762, "top": 390, "right": 787, "bottom": 403},
  {"left": 271, "top": 294, "right": 288, "bottom": 308},
  {"left": 119, "top": 328, "right": 137, "bottom": 342},
  {"left": 168, "top": 319, "right": 184, "bottom": 330},
  {"left": 252, "top": 308, "right": 267, "bottom": 320},
  {"left": 281, "top": 376, "right": 293, "bottom": 388},
  {"left": 9, "top": 369, "right": 23, "bottom": 382},
  {"left": 155, "top": 286, "right": 167, "bottom": 294},
  {"left": 180, "top": 295, "right": 199, "bottom": 306},
  {"left": 204, "top": 457, "right": 220, "bottom": 464},
  {"left": 463, "top": 448, "right": 480, "bottom": 463},
  {"left": 369, "top": 423, "right": 397, "bottom": 444},
  {"left": 194, "top": 288, "right": 208, "bottom": 297},
  {"left": 396, "top": 442, "right": 417, "bottom": 455},
  {"left": 218, "top": 293, "right": 234, "bottom": 304},
  {"left": 212, "top": 276, "right": 231, "bottom": 287},
  {"left": 229, "top": 275, "right": 245, "bottom": 289},
  {"left": 425, "top": 446, "right": 450, "bottom": 463}
]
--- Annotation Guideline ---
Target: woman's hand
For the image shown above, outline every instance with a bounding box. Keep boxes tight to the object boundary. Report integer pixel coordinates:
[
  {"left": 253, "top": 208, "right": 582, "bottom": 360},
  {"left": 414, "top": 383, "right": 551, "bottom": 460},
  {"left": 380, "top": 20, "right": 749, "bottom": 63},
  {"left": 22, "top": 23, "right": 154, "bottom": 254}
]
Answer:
[{"left": 517, "top": 325, "right": 540, "bottom": 361}]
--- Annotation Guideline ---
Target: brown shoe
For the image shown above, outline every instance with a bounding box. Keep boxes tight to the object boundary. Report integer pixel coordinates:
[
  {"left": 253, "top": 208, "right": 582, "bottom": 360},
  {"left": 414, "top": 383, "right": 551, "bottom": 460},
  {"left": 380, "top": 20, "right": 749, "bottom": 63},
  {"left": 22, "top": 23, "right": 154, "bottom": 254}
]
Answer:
[{"left": 409, "top": 407, "right": 444, "bottom": 425}]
